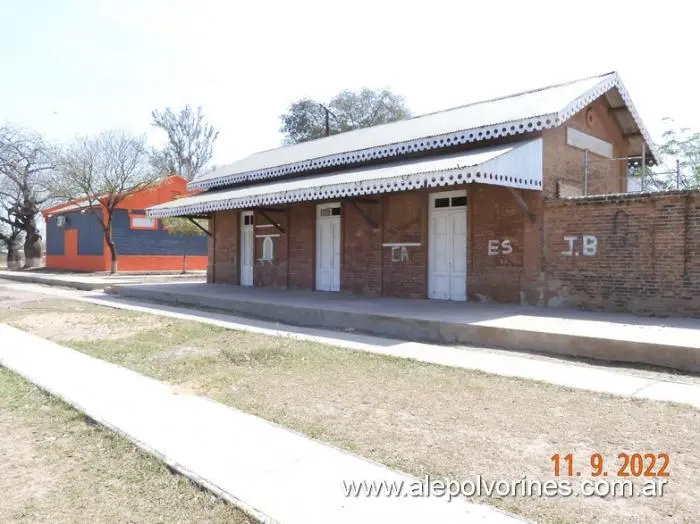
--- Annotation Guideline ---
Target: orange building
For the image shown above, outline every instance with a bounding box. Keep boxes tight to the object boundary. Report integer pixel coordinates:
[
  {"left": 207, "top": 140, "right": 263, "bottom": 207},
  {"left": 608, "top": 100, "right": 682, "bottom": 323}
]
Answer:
[{"left": 43, "top": 175, "right": 208, "bottom": 272}]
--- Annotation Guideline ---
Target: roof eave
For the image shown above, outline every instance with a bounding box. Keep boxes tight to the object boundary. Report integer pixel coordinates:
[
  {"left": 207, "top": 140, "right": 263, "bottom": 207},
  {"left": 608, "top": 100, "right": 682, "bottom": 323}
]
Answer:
[
  {"left": 151, "top": 139, "right": 544, "bottom": 218},
  {"left": 188, "top": 115, "right": 557, "bottom": 192}
]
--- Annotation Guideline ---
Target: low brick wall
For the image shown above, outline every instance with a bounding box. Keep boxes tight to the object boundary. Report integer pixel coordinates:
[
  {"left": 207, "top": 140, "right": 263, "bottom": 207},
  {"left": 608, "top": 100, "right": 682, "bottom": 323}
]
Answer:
[{"left": 544, "top": 190, "right": 700, "bottom": 317}]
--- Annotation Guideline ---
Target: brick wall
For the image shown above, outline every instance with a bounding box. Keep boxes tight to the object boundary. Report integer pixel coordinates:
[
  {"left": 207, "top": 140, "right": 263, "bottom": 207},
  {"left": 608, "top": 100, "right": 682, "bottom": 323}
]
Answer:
[
  {"left": 211, "top": 210, "right": 239, "bottom": 285},
  {"left": 254, "top": 211, "right": 288, "bottom": 288},
  {"left": 207, "top": 187, "right": 530, "bottom": 302},
  {"left": 381, "top": 191, "right": 427, "bottom": 298},
  {"left": 342, "top": 201, "right": 382, "bottom": 295},
  {"left": 288, "top": 204, "right": 315, "bottom": 289},
  {"left": 206, "top": 219, "right": 214, "bottom": 283},
  {"left": 468, "top": 185, "right": 525, "bottom": 302},
  {"left": 543, "top": 191, "right": 700, "bottom": 316}
]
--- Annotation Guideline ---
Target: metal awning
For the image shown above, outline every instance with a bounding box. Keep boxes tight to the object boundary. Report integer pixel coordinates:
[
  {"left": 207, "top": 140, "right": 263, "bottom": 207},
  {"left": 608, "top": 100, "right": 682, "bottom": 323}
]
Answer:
[{"left": 147, "top": 138, "right": 543, "bottom": 218}]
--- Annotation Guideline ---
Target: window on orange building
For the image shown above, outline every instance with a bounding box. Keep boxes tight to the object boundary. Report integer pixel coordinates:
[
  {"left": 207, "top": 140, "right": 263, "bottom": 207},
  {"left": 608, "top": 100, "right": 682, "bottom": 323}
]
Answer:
[{"left": 130, "top": 215, "right": 159, "bottom": 230}]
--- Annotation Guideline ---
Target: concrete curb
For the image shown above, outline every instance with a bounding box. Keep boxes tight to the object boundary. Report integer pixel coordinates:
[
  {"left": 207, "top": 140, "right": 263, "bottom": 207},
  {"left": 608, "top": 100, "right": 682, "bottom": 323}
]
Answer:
[
  {"left": 0, "top": 272, "right": 207, "bottom": 292},
  {"left": 110, "top": 284, "right": 700, "bottom": 374},
  {"left": 0, "top": 272, "right": 107, "bottom": 290}
]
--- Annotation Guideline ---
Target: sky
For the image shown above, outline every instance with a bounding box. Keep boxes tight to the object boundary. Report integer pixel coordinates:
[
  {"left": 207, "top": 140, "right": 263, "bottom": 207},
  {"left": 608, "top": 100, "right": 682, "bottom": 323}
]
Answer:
[{"left": 0, "top": 0, "right": 697, "bottom": 169}]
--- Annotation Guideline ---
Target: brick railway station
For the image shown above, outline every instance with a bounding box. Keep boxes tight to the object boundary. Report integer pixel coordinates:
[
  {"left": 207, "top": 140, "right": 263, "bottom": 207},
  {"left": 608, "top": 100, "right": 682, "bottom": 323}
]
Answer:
[{"left": 148, "top": 72, "right": 699, "bottom": 317}]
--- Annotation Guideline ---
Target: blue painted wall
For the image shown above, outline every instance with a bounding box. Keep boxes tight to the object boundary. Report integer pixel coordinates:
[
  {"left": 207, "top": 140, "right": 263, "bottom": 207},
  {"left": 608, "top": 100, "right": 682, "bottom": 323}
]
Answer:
[
  {"left": 45, "top": 214, "right": 64, "bottom": 255},
  {"left": 45, "top": 210, "right": 104, "bottom": 256},
  {"left": 111, "top": 210, "right": 208, "bottom": 255},
  {"left": 46, "top": 209, "right": 207, "bottom": 257}
]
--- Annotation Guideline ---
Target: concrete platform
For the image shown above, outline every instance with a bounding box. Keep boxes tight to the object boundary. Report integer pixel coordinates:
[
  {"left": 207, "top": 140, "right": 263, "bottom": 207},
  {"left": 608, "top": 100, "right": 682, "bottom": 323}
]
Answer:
[
  {"left": 110, "top": 283, "right": 700, "bottom": 374},
  {"left": 0, "top": 270, "right": 205, "bottom": 291}
]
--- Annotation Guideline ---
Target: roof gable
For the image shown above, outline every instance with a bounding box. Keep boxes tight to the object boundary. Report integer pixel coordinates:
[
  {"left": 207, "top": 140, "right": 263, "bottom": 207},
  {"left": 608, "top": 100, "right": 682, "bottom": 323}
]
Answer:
[{"left": 192, "top": 72, "right": 657, "bottom": 191}]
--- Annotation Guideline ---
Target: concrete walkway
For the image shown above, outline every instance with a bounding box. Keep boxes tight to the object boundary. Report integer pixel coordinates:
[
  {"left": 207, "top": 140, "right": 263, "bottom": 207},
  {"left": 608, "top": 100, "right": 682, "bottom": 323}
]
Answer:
[
  {"left": 4, "top": 280, "right": 700, "bottom": 410},
  {"left": 111, "top": 282, "right": 700, "bottom": 373},
  {"left": 0, "top": 270, "right": 204, "bottom": 291},
  {"left": 0, "top": 324, "right": 521, "bottom": 524}
]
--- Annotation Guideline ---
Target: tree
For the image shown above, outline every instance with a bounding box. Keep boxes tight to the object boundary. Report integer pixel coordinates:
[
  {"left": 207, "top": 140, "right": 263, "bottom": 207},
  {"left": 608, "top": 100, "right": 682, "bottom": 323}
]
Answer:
[
  {"left": 0, "top": 186, "right": 24, "bottom": 268},
  {"left": 656, "top": 119, "right": 700, "bottom": 189},
  {"left": 280, "top": 88, "right": 410, "bottom": 144},
  {"left": 49, "top": 130, "right": 157, "bottom": 273},
  {"left": 162, "top": 217, "right": 207, "bottom": 273},
  {"left": 630, "top": 119, "right": 700, "bottom": 191},
  {"left": 151, "top": 105, "right": 219, "bottom": 181},
  {"left": 0, "top": 125, "right": 55, "bottom": 267}
]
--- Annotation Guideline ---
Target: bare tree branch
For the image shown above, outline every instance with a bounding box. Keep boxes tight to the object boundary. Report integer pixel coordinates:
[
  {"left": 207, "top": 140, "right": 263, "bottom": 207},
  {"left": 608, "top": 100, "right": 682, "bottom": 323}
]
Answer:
[
  {"left": 0, "top": 124, "right": 56, "bottom": 267},
  {"left": 47, "top": 130, "right": 158, "bottom": 273},
  {"left": 151, "top": 105, "right": 219, "bottom": 181}
]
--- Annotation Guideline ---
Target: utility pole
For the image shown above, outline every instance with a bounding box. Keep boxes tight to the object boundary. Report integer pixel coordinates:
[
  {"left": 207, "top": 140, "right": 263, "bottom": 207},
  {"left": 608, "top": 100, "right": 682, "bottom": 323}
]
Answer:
[
  {"left": 641, "top": 143, "right": 646, "bottom": 192},
  {"left": 583, "top": 149, "right": 589, "bottom": 196},
  {"left": 320, "top": 104, "right": 337, "bottom": 137}
]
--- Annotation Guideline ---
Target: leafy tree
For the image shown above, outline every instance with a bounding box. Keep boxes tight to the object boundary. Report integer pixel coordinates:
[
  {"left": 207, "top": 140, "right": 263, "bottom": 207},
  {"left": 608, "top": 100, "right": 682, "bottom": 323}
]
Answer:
[
  {"left": 151, "top": 105, "right": 219, "bottom": 181},
  {"left": 656, "top": 120, "right": 700, "bottom": 189},
  {"left": 0, "top": 125, "right": 55, "bottom": 267},
  {"left": 280, "top": 88, "right": 410, "bottom": 144},
  {"left": 49, "top": 130, "right": 158, "bottom": 273},
  {"left": 162, "top": 216, "right": 207, "bottom": 273},
  {"left": 630, "top": 119, "right": 700, "bottom": 191}
]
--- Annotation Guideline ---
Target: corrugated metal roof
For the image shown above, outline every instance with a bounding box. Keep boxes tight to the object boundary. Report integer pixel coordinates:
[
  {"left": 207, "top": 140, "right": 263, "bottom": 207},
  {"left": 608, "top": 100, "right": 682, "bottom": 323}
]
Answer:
[
  {"left": 191, "top": 72, "right": 657, "bottom": 191},
  {"left": 148, "top": 139, "right": 543, "bottom": 218},
  {"left": 44, "top": 199, "right": 95, "bottom": 215}
]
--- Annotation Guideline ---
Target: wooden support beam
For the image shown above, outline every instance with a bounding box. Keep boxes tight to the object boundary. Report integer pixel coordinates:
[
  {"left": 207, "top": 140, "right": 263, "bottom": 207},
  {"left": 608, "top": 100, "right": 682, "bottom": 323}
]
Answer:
[
  {"left": 607, "top": 107, "right": 628, "bottom": 116},
  {"left": 623, "top": 132, "right": 642, "bottom": 138},
  {"left": 186, "top": 217, "right": 212, "bottom": 236},
  {"left": 508, "top": 188, "right": 536, "bottom": 222},
  {"left": 256, "top": 209, "right": 285, "bottom": 233},
  {"left": 347, "top": 200, "right": 379, "bottom": 229}
]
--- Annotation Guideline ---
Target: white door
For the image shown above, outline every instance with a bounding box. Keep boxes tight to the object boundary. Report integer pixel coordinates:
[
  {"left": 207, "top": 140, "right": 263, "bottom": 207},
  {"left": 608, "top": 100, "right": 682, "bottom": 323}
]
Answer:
[
  {"left": 240, "top": 211, "right": 254, "bottom": 286},
  {"left": 429, "top": 191, "right": 467, "bottom": 301},
  {"left": 316, "top": 203, "right": 341, "bottom": 291}
]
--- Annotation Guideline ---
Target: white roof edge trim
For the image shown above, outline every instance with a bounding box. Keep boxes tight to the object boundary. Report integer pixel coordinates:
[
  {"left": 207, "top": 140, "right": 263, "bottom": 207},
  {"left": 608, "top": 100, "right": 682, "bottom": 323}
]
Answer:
[
  {"left": 148, "top": 139, "right": 543, "bottom": 218},
  {"left": 189, "top": 73, "right": 655, "bottom": 193},
  {"left": 555, "top": 72, "right": 660, "bottom": 163},
  {"left": 610, "top": 74, "right": 661, "bottom": 162}
]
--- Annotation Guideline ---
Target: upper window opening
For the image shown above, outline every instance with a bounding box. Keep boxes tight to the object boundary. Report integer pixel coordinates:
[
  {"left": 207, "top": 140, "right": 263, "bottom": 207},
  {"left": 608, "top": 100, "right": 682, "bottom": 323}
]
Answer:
[
  {"left": 320, "top": 206, "right": 341, "bottom": 217},
  {"left": 434, "top": 197, "right": 450, "bottom": 208}
]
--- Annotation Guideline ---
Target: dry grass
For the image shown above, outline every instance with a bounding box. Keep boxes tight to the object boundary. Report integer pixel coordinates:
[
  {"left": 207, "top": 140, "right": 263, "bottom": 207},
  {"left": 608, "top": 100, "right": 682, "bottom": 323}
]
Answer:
[
  {"left": 5, "top": 299, "right": 162, "bottom": 342},
  {"left": 4, "top": 292, "right": 700, "bottom": 523},
  {"left": 0, "top": 367, "right": 252, "bottom": 523}
]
